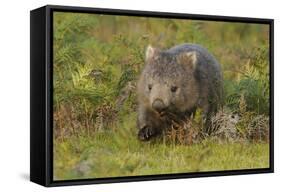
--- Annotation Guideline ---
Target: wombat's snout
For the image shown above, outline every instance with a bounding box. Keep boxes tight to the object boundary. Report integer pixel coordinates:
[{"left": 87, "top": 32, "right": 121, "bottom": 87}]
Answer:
[{"left": 152, "top": 99, "right": 166, "bottom": 113}]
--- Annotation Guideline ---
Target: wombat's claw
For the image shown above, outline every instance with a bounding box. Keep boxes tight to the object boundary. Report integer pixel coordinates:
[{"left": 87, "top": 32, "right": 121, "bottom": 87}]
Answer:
[{"left": 138, "top": 126, "right": 155, "bottom": 141}]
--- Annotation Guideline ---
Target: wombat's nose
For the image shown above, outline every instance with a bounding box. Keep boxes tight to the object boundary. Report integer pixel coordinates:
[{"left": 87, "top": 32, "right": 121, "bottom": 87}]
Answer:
[{"left": 152, "top": 99, "right": 165, "bottom": 113}]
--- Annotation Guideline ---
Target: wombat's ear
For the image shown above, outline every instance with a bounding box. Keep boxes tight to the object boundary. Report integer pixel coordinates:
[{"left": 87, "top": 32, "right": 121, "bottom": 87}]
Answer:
[
  {"left": 177, "top": 51, "right": 197, "bottom": 70},
  {"left": 145, "top": 45, "right": 158, "bottom": 61}
]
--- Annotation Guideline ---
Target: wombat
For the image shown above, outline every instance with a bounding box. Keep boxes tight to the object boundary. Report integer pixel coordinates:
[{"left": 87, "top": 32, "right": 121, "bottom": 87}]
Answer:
[{"left": 137, "top": 43, "right": 223, "bottom": 141}]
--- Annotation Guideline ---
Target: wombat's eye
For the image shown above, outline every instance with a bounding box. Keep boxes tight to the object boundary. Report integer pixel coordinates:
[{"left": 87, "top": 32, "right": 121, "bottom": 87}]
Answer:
[
  {"left": 148, "top": 84, "right": 152, "bottom": 91},
  {"left": 171, "top": 86, "right": 178, "bottom": 92}
]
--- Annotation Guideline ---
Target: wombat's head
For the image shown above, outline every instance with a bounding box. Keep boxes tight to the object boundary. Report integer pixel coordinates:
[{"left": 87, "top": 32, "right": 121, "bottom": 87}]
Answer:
[{"left": 138, "top": 45, "right": 199, "bottom": 115}]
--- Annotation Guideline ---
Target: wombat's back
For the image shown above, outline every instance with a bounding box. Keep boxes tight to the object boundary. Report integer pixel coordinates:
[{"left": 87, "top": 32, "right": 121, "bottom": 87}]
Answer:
[
  {"left": 167, "top": 43, "right": 220, "bottom": 70},
  {"left": 167, "top": 43, "right": 223, "bottom": 110}
]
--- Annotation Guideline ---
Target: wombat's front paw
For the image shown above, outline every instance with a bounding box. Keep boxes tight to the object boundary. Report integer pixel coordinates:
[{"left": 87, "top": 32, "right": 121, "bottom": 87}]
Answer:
[{"left": 138, "top": 126, "right": 156, "bottom": 141}]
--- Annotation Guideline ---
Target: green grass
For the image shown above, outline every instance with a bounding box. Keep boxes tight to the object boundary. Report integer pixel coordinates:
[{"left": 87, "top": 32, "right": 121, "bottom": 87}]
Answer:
[{"left": 54, "top": 114, "right": 269, "bottom": 180}]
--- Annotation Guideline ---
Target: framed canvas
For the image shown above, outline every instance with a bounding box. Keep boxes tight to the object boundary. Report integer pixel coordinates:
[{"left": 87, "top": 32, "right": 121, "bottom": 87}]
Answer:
[{"left": 30, "top": 5, "right": 274, "bottom": 187}]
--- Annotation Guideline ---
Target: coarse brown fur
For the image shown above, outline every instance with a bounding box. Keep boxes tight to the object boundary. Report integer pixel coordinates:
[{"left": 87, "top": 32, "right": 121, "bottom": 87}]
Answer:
[{"left": 137, "top": 43, "right": 223, "bottom": 141}]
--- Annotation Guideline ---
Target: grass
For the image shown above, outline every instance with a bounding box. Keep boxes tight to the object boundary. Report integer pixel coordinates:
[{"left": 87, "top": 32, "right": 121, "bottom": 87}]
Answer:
[{"left": 54, "top": 113, "right": 269, "bottom": 180}]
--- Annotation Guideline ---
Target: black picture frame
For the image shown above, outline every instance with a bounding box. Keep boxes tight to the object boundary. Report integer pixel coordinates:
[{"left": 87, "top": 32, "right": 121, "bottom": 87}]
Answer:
[{"left": 30, "top": 4, "right": 274, "bottom": 187}]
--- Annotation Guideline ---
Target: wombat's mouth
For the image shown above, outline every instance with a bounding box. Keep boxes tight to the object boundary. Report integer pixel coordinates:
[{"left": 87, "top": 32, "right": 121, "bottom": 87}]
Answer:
[
  {"left": 158, "top": 110, "right": 182, "bottom": 121},
  {"left": 159, "top": 110, "right": 174, "bottom": 117},
  {"left": 159, "top": 111, "right": 166, "bottom": 117},
  {"left": 154, "top": 106, "right": 178, "bottom": 118}
]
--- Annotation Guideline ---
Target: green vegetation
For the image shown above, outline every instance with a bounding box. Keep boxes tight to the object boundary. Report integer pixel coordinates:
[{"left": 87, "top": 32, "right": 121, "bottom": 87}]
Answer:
[{"left": 53, "top": 12, "right": 270, "bottom": 180}]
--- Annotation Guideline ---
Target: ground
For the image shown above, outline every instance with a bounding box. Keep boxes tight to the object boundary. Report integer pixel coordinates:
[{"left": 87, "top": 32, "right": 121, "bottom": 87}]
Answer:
[{"left": 54, "top": 113, "right": 269, "bottom": 180}]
